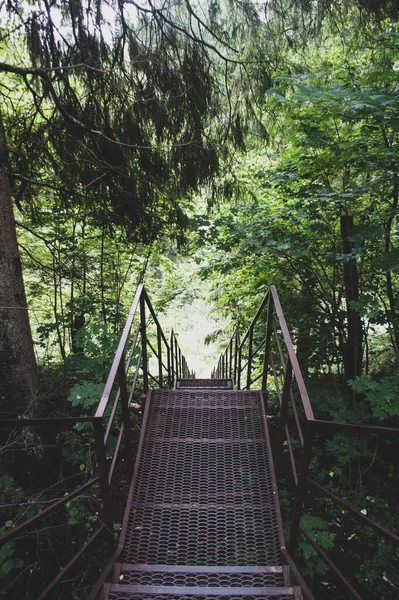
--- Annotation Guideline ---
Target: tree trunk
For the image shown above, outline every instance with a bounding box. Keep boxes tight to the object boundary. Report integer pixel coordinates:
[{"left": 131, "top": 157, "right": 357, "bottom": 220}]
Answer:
[
  {"left": 296, "top": 275, "right": 315, "bottom": 379},
  {"left": 340, "top": 214, "right": 362, "bottom": 404},
  {"left": 0, "top": 111, "right": 38, "bottom": 417},
  {"left": 385, "top": 175, "right": 399, "bottom": 349}
]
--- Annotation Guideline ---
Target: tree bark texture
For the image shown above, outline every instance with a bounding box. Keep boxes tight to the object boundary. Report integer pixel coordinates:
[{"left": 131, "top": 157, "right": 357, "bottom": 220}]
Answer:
[
  {"left": 0, "top": 111, "right": 38, "bottom": 416},
  {"left": 340, "top": 214, "right": 362, "bottom": 395}
]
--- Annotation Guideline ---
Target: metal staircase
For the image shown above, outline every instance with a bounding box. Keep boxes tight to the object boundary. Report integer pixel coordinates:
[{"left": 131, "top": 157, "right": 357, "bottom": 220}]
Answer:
[
  {"left": 2, "top": 284, "right": 397, "bottom": 599},
  {"left": 101, "top": 380, "right": 305, "bottom": 600}
]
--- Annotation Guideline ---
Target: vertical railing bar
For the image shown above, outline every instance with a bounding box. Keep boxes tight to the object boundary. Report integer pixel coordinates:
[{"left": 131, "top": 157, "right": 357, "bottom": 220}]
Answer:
[
  {"left": 169, "top": 329, "right": 175, "bottom": 386},
  {"left": 93, "top": 418, "right": 113, "bottom": 533},
  {"left": 117, "top": 359, "right": 133, "bottom": 471},
  {"left": 167, "top": 340, "right": 172, "bottom": 388},
  {"left": 174, "top": 336, "right": 178, "bottom": 382},
  {"left": 247, "top": 326, "right": 254, "bottom": 390},
  {"left": 275, "top": 357, "right": 293, "bottom": 476},
  {"left": 271, "top": 354, "right": 298, "bottom": 485},
  {"left": 273, "top": 322, "right": 304, "bottom": 448},
  {"left": 237, "top": 343, "right": 242, "bottom": 389},
  {"left": 233, "top": 329, "right": 238, "bottom": 387},
  {"left": 140, "top": 294, "right": 149, "bottom": 393},
  {"left": 176, "top": 342, "right": 179, "bottom": 380},
  {"left": 288, "top": 420, "right": 315, "bottom": 555},
  {"left": 229, "top": 337, "right": 233, "bottom": 379},
  {"left": 156, "top": 324, "right": 163, "bottom": 388}
]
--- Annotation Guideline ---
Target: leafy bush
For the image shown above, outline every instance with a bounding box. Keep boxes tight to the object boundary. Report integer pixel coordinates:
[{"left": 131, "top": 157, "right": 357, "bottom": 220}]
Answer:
[
  {"left": 298, "top": 515, "right": 335, "bottom": 579},
  {"left": 349, "top": 371, "right": 399, "bottom": 420}
]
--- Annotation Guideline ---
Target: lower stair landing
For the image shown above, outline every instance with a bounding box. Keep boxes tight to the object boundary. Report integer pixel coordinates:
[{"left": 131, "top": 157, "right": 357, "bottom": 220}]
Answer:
[{"left": 101, "top": 380, "right": 303, "bottom": 599}]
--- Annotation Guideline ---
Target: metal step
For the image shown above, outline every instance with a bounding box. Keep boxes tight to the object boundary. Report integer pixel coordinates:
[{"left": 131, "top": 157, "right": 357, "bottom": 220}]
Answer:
[
  {"left": 104, "top": 581, "right": 303, "bottom": 599},
  {"left": 176, "top": 379, "right": 234, "bottom": 389},
  {"left": 112, "top": 564, "right": 292, "bottom": 587}
]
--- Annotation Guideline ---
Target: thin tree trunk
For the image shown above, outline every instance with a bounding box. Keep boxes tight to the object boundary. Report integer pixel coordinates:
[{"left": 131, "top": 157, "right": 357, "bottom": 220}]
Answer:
[
  {"left": 340, "top": 214, "right": 362, "bottom": 405},
  {"left": 0, "top": 111, "right": 38, "bottom": 416},
  {"left": 52, "top": 254, "right": 66, "bottom": 362},
  {"left": 100, "top": 221, "right": 107, "bottom": 325},
  {"left": 385, "top": 175, "right": 399, "bottom": 349},
  {"left": 296, "top": 275, "right": 315, "bottom": 379},
  {"left": 71, "top": 214, "right": 85, "bottom": 353}
]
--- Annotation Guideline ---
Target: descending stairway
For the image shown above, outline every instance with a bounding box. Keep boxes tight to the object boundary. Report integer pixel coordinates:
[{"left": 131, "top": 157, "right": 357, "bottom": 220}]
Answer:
[{"left": 101, "top": 379, "right": 303, "bottom": 600}]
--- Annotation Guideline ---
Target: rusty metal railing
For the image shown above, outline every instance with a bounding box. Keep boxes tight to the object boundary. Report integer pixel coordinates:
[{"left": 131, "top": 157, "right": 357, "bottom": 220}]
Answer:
[
  {"left": 93, "top": 283, "right": 189, "bottom": 528},
  {"left": 0, "top": 284, "right": 188, "bottom": 598},
  {"left": 214, "top": 285, "right": 399, "bottom": 599}
]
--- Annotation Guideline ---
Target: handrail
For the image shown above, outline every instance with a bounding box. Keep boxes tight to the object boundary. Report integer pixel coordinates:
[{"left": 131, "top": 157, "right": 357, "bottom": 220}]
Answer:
[
  {"left": 91, "top": 283, "right": 189, "bottom": 531},
  {"left": 270, "top": 285, "right": 314, "bottom": 421},
  {"left": 0, "top": 416, "right": 95, "bottom": 425},
  {"left": 95, "top": 284, "right": 143, "bottom": 419},
  {"left": 213, "top": 285, "right": 399, "bottom": 599}
]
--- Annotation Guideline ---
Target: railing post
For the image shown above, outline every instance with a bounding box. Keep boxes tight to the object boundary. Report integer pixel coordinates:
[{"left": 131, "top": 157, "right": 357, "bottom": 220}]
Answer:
[
  {"left": 140, "top": 293, "right": 149, "bottom": 393},
  {"left": 237, "top": 344, "right": 242, "bottom": 390},
  {"left": 229, "top": 338, "right": 233, "bottom": 379},
  {"left": 93, "top": 418, "right": 113, "bottom": 534},
  {"left": 167, "top": 340, "right": 172, "bottom": 389},
  {"left": 157, "top": 324, "right": 163, "bottom": 387},
  {"left": 169, "top": 329, "right": 175, "bottom": 387},
  {"left": 174, "top": 337, "right": 179, "bottom": 380},
  {"left": 233, "top": 329, "right": 239, "bottom": 387},
  {"left": 275, "top": 357, "right": 292, "bottom": 476},
  {"left": 247, "top": 326, "right": 254, "bottom": 390},
  {"left": 117, "top": 359, "right": 133, "bottom": 472},
  {"left": 288, "top": 420, "right": 314, "bottom": 555},
  {"left": 262, "top": 291, "right": 274, "bottom": 391}
]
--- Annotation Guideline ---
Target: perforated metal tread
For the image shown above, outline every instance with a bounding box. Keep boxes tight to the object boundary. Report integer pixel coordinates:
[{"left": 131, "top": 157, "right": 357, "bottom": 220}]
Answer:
[
  {"left": 113, "top": 564, "right": 289, "bottom": 588},
  {"left": 122, "top": 390, "right": 281, "bottom": 566},
  {"left": 107, "top": 388, "right": 299, "bottom": 600},
  {"left": 105, "top": 584, "right": 302, "bottom": 599},
  {"left": 176, "top": 379, "right": 234, "bottom": 389}
]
